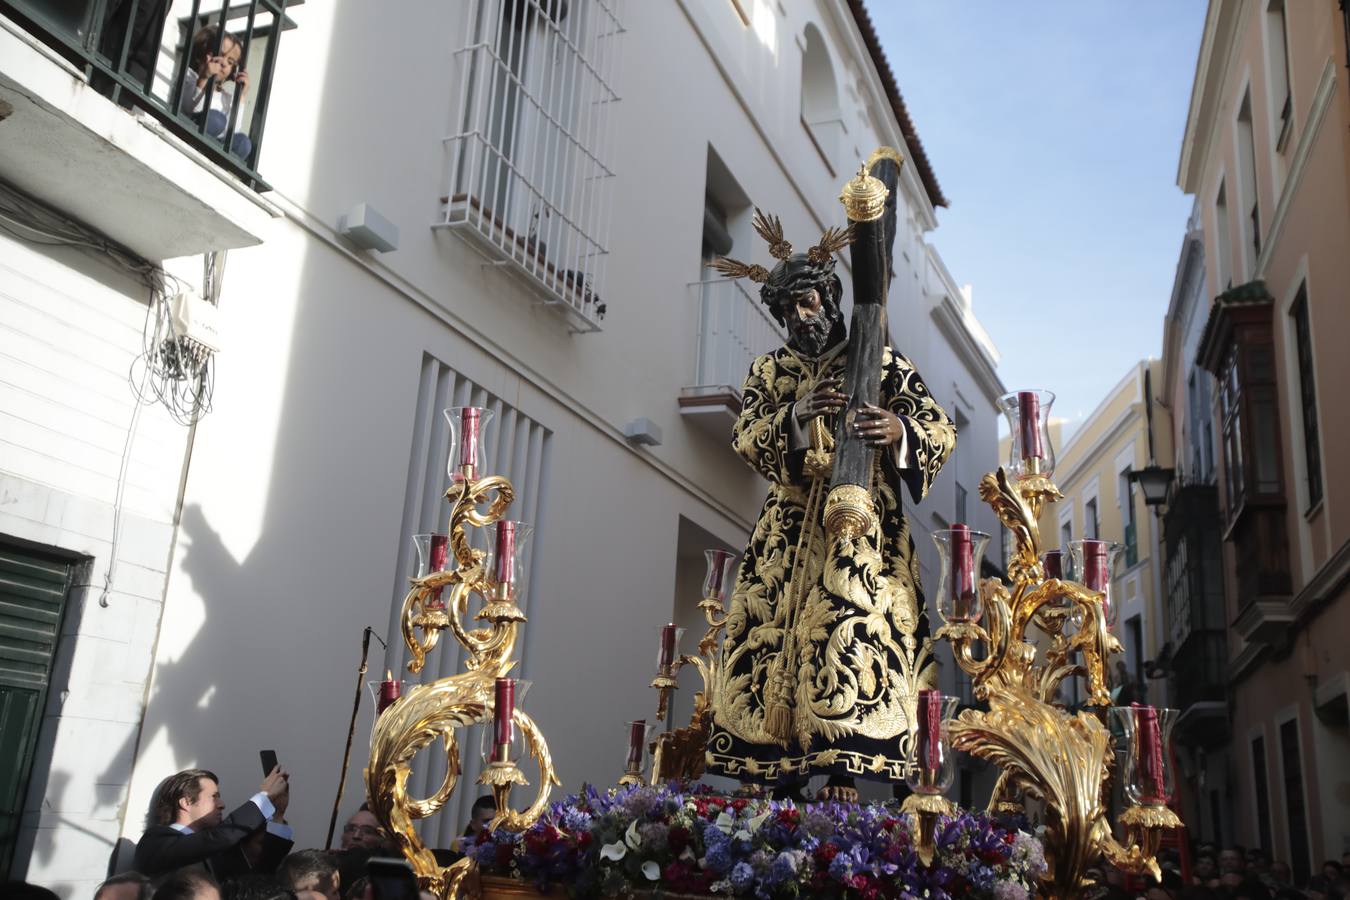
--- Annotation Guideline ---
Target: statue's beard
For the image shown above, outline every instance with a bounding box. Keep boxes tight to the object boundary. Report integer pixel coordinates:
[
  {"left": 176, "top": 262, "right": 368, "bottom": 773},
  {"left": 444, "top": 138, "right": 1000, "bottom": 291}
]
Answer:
[{"left": 789, "top": 308, "right": 840, "bottom": 357}]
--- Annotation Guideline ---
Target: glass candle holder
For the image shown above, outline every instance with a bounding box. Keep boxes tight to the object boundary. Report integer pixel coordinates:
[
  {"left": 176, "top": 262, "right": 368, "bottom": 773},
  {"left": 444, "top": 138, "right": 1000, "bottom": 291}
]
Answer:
[
  {"left": 1070, "top": 539, "right": 1123, "bottom": 627},
  {"left": 623, "top": 719, "right": 655, "bottom": 777},
  {"left": 445, "top": 407, "right": 494, "bottom": 483},
  {"left": 481, "top": 678, "right": 533, "bottom": 766},
  {"left": 655, "top": 624, "right": 686, "bottom": 676},
  {"left": 997, "top": 390, "right": 1056, "bottom": 480},
  {"left": 367, "top": 671, "right": 405, "bottom": 743},
  {"left": 1111, "top": 704, "right": 1177, "bottom": 806},
  {"left": 484, "top": 520, "right": 533, "bottom": 603},
  {"left": 413, "top": 533, "right": 451, "bottom": 609},
  {"left": 702, "top": 549, "right": 738, "bottom": 605},
  {"left": 906, "top": 689, "right": 959, "bottom": 794},
  {"left": 932, "top": 526, "right": 990, "bottom": 624}
]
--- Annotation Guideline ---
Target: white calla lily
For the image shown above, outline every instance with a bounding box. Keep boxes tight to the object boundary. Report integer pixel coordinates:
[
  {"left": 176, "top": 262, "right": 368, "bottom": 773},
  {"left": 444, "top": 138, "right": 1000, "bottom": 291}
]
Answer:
[{"left": 600, "top": 841, "right": 626, "bottom": 861}]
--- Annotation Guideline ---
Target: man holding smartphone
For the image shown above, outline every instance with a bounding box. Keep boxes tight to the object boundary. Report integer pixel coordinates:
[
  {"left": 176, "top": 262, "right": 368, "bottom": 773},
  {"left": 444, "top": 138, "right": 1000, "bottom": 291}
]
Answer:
[{"left": 134, "top": 765, "right": 293, "bottom": 880}]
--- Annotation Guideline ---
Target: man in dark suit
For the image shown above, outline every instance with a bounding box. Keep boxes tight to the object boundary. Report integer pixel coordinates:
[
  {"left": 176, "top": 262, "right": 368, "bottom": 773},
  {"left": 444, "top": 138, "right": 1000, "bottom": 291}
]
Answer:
[{"left": 134, "top": 766, "right": 292, "bottom": 880}]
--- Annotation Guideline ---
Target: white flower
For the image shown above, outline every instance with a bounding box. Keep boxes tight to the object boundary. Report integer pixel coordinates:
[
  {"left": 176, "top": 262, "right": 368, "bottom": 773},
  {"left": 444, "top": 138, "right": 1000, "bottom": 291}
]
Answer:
[
  {"left": 734, "top": 829, "right": 752, "bottom": 842},
  {"left": 624, "top": 819, "right": 642, "bottom": 849},
  {"left": 715, "top": 811, "right": 734, "bottom": 833},
  {"left": 748, "top": 811, "right": 771, "bottom": 831},
  {"left": 642, "top": 861, "right": 661, "bottom": 881},
  {"left": 600, "top": 842, "right": 626, "bottom": 861}
]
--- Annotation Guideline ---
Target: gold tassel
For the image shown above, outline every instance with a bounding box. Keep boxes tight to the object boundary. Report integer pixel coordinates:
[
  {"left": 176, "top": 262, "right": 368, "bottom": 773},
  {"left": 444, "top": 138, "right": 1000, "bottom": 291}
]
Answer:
[{"left": 765, "top": 703, "right": 793, "bottom": 741}]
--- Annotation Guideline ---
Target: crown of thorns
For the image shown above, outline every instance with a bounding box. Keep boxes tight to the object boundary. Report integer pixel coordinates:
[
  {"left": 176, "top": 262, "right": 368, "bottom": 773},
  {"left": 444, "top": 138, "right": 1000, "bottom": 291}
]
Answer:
[{"left": 709, "top": 208, "right": 853, "bottom": 284}]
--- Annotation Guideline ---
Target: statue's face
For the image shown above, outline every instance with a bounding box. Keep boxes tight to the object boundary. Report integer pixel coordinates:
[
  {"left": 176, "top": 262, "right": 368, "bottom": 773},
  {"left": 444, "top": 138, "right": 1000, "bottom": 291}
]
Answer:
[{"left": 761, "top": 256, "right": 843, "bottom": 357}]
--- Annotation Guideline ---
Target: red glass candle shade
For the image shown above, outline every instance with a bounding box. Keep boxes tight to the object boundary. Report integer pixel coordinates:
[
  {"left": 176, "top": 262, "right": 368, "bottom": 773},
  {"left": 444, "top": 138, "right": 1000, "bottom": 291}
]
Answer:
[
  {"left": 413, "top": 533, "right": 451, "bottom": 610},
  {"left": 932, "top": 527, "right": 990, "bottom": 624},
  {"left": 1042, "top": 549, "right": 1064, "bottom": 580},
  {"left": 444, "top": 407, "right": 494, "bottom": 483},
  {"left": 484, "top": 520, "right": 532, "bottom": 604},
  {"left": 378, "top": 671, "right": 401, "bottom": 713},
  {"left": 906, "top": 691, "right": 958, "bottom": 795},
  {"left": 493, "top": 677, "right": 516, "bottom": 754},
  {"left": 1111, "top": 704, "right": 1177, "bottom": 806},
  {"left": 656, "top": 624, "right": 683, "bottom": 673},
  {"left": 1070, "top": 538, "right": 1122, "bottom": 627},
  {"left": 702, "top": 549, "right": 738, "bottom": 604},
  {"left": 997, "top": 390, "right": 1057, "bottom": 480},
  {"left": 627, "top": 719, "right": 647, "bottom": 767}
]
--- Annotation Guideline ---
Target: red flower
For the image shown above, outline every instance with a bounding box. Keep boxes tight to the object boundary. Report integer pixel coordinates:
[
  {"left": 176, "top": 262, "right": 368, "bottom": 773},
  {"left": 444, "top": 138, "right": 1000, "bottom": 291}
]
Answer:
[
  {"left": 776, "top": 808, "right": 801, "bottom": 826},
  {"left": 815, "top": 842, "right": 840, "bottom": 865},
  {"left": 493, "top": 843, "right": 514, "bottom": 868},
  {"left": 667, "top": 826, "right": 690, "bottom": 854},
  {"left": 881, "top": 817, "right": 899, "bottom": 831},
  {"left": 576, "top": 832, "right": 593, "bottom": 851},
  {"left": 730, "top": 798, "right": 749, "bottom": 812}
]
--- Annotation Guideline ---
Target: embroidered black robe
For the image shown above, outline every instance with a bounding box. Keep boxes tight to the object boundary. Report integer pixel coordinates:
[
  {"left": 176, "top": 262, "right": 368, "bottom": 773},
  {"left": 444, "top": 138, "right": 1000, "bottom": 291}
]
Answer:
[{"left": 705, "top": 342, "right": 956, "bottom": 785}]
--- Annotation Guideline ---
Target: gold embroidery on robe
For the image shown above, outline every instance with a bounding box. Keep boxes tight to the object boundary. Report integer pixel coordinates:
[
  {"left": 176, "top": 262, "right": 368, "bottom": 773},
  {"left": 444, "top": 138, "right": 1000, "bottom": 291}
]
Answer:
[{"left": 706, "top": 344, "right": 956, "bottom": 783}]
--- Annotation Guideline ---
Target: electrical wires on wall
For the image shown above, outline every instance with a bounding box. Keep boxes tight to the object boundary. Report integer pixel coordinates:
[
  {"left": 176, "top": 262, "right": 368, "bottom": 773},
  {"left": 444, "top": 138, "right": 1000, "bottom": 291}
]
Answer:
[{"left": 0, "top": 179, "right": 218, "bottom": 425}]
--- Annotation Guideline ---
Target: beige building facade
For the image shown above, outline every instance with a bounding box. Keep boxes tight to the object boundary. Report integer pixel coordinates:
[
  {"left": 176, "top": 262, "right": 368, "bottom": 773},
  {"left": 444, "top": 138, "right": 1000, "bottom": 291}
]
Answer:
[{"left": 1174, "top": 0, "right": 1350, "bottom": 875}]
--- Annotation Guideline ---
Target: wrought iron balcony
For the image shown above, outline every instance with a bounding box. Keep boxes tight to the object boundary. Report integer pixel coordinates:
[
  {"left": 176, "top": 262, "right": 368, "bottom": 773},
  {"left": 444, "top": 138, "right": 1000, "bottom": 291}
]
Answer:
[
  {"left": 678, "top": 278, "right": 785, "bottom": 439},
  {"left": 0, "top": 0, "right": 294, "bottom": 258},
  {"left": 3, "top": 0, "right": 292, "bottom": 188}
]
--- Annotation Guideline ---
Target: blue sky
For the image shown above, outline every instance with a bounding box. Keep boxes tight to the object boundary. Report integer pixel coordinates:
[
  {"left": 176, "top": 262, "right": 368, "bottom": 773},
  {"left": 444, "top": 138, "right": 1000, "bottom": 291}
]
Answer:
[{"left": 872, "top": 2, "right": 1207, "bottom": 432}]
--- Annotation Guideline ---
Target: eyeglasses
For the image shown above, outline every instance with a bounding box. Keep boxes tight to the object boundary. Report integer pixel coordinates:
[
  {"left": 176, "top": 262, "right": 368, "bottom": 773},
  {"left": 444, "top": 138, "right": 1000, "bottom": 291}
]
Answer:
[{"left": 343, "top": 824, "right": 385, "bottom": 837}]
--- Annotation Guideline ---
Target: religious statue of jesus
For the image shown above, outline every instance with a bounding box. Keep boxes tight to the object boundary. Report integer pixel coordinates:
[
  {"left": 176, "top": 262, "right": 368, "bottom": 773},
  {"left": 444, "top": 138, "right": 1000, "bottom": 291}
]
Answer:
[{"left": 704, "top": 199, "right": 956, "bottom": 800}]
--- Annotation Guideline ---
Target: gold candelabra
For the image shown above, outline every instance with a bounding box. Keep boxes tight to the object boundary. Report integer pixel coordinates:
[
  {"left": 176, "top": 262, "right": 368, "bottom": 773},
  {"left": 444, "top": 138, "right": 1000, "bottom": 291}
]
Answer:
[
  {"left": 366, "top": 417, "right": 558, "bottom": 899},
  {"left": 639, "top": 551, "right": 734, "bottom": 785},
  {"left": 934, "top": 465, "right": 1181, "bottom": 898}
]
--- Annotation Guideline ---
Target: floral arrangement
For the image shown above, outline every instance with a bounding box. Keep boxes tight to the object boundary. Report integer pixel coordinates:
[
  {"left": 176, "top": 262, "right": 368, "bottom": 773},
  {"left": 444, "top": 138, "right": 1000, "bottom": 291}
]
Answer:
[{"left": 469, "top": 783, "right": 1046, "bottom": 899}]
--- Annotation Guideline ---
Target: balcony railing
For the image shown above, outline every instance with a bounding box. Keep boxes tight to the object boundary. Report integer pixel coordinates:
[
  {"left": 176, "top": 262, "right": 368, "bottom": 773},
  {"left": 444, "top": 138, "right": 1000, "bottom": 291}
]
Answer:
[
  {"left": 685, "top": 278, "right": 785, "bottom": 398},
  {"left": 2, "top": 0, "right": 294, "bottom": 189}
]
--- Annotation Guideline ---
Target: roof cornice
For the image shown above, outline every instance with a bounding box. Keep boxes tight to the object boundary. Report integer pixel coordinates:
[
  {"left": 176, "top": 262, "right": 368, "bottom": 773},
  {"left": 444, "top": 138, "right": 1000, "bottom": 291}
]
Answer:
[
  {"left": 1178, "top": 0, "right": 1244, "bottom": 193},
  {"left": 930, "top": 294, "right": 1006, "bottom": 404}
]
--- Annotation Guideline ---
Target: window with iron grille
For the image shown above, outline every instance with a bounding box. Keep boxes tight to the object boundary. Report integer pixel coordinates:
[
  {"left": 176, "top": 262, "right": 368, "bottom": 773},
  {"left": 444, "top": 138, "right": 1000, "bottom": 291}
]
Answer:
[
  {"left": 441, "top": 0, "right": 622, "bottom": 333},
  {"left": 1290, "top": 286, "right": 1322, "bottom": 508}
]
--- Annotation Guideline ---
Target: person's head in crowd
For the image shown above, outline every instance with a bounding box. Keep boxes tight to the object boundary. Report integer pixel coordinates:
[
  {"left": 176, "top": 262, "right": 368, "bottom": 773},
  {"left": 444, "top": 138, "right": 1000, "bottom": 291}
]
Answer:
[
  {"left": 1221, "top": 847, "right": 1249, "bottom": 874},
  {"left": 98, "top": 872, "right": 155, "bottom": 900},
  {"left": 0, "top": 883, "right": 60, "bottom": 900},
  {"left": 1234, "top": 878, "right": 1273, "bottom": 900},
  {"left": 1270, "top": 860, "right": 1293, "bottom": 886},
  {"left": 220, "top": 874, "right": 293, "bottom": 900},
  {"left": 1325, "top": 862, "right": 1346, "bottom": 883},
  {"left": 464, "top": 795, "right": 496, "bottom": 840},
  {"left": 340, "top": 805, "right": 390, "bottom": 853},
  {"left": 154, "top": 768, "right": 225, "bottom": 829},
  {"left": 278, "top": 850, "right": 339, "bottom": 900},
  {"left": 154, "top": 870, "right": 221, "bottom": 900},
  {"left": 1248, "top": 848, "right": 1271, "bottom": 874},
  {"left": 188, "top": 25, "right": 243, "bottom": 85},
  {"left": 1195, "top": 855, "right": 1219, "bottom": 882},
  {"left": 1222, "top": 872, "right": 1246, "bottom": 891}
]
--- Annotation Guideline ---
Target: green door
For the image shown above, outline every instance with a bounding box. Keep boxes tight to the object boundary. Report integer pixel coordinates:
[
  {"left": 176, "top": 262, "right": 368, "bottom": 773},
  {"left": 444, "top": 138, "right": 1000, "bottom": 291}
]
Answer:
[{"left": 0, "top": 544, "right": 75, "bottom": 879}]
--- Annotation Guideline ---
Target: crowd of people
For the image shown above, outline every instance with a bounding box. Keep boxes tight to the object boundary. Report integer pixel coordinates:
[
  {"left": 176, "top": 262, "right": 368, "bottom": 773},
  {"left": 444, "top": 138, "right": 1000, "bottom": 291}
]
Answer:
[
  {"left": 3, "top": 763, "right": 1346, "bottom": 899},
  {"left": 1098, "top": 844, "right": 1350, "bottom": 900},
  {"left": 4, "top": 765, "right": 497, "bottom": 900}
]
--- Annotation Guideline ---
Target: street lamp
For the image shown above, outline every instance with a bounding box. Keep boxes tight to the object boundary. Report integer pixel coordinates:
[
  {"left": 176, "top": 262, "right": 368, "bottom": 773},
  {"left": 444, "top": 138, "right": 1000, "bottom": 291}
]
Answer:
[{"left": 1128, "top": 464, "right": 1174, "bottom": 508}]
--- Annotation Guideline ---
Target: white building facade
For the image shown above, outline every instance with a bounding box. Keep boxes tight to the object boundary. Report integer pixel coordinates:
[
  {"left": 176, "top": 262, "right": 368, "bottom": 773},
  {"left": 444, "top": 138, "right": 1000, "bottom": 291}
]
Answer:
[{"left": 0, "top": 1, "right": 1002, "bottom": 893}]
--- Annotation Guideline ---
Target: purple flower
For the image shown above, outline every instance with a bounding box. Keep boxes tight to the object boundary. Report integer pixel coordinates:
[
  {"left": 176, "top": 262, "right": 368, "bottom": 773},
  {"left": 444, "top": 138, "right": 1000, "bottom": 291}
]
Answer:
[
  {"left": 730, "top": 861, "right": 755, "bottom": 891},
  {"left": 768, "top": 851, "right": 799, "bottom": 885},
  {"left": 704, "top": 839, "right": 734, "bottom": 874}
]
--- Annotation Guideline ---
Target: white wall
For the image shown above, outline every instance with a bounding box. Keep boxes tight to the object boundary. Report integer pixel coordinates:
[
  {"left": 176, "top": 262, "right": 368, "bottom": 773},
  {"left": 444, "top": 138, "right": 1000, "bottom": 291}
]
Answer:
[{"left": 1, "top": 232, "right": 189, "bottom": 895}]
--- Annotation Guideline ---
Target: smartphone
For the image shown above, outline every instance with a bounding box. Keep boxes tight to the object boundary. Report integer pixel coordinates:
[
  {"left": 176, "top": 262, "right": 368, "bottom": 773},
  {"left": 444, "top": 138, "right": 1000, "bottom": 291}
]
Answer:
[
  {"left": 260, "top": 749, "right": 279, "bottom": 777},
  {"left": 368, "top": 857, "right": 420, "bottom": 900}
]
